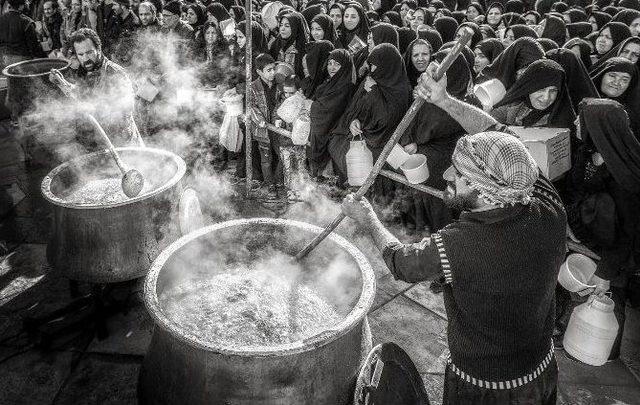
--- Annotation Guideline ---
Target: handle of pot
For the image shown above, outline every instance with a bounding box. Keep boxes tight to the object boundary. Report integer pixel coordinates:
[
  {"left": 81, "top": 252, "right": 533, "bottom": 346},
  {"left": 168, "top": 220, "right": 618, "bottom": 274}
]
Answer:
[{"left": 178, "top": 187, "right": 204, "bottom": 235}]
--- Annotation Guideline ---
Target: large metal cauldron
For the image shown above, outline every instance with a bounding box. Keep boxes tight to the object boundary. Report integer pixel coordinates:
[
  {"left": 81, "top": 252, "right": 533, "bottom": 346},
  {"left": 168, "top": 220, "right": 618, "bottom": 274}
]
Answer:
[
  {"left": 140, "top": 218, "right": 376, "bottom": 405},
  {"left": 41, "top": 147, "right": 187, "bottom": 283},
  {"left": 2, "top": 58, "right": 69, "bottom": 117}
]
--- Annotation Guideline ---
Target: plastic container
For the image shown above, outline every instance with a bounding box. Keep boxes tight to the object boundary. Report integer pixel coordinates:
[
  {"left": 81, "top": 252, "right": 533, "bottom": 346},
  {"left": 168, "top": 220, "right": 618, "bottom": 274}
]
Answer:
[
  {"left": 558, "top": 253, "right": 597, "bottom": 294},
  {"left": 400, "top": 154, "right": 429, "bottom": 184},
  {"left": 474, "top": 78, "right": 506, "bottom": 109},
  {"left": 386, "top": 144, "right": 411, "bottom": 170},
  {"left": 563, "top": 295, "right": 619, "bottom": 366},
  {"left": 346, "top": 139, "right": 373, "bottom": 187}
]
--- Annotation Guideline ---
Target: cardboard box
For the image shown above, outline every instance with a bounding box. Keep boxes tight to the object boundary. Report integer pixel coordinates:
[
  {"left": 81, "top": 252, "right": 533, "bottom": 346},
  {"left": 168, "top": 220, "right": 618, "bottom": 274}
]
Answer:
[{"left": 509, "top": 126, "right": 571, "bottom": 180}]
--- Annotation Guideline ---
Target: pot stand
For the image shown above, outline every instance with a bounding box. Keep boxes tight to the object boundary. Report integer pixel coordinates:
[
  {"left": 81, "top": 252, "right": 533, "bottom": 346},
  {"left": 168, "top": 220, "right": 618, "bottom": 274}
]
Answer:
[
  {"left": 22, "top": 281, "right": 137, "bottom": 348},
  {"left": 354, "top": 342, "right": 431, "bottom": 405}
]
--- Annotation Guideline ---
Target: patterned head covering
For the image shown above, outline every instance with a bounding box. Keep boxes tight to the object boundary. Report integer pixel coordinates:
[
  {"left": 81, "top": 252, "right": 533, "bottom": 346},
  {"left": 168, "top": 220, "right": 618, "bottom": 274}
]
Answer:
[{"left": 451, "top": 132, "right": 539, "bottom": 207}]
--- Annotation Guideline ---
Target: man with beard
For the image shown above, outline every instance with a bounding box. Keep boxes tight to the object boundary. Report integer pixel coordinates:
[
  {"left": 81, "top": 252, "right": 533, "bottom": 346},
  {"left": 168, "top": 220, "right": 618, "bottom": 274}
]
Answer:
[
  {"left": 341, "top": 62, "right": 566, "bottom": 405},
  {"left": 49, "top": 28, "right": 143, "bottom": 147}
]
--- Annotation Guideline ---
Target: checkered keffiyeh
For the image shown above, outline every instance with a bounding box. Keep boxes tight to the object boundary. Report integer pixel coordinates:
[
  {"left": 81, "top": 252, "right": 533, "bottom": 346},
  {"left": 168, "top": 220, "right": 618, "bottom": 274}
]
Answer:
[{"left": 452, "top": 132, "right": 539, "bottom": 207}]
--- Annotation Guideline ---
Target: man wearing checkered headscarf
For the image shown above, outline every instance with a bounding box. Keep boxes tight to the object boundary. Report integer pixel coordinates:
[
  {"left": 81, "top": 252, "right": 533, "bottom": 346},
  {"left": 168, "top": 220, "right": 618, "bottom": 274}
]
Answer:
[{"left": 450, "top": 131, "right": 539, "bottom": 207}]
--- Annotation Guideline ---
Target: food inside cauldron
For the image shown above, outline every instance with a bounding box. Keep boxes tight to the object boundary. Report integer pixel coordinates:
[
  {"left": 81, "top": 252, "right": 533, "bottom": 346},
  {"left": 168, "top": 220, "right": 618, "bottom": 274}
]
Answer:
[
  {"left": 64, "top": 177, "right": 151, "bottom": 205},
  {"left": 157, "top": 245, "right": 357, "bottom": 348}
]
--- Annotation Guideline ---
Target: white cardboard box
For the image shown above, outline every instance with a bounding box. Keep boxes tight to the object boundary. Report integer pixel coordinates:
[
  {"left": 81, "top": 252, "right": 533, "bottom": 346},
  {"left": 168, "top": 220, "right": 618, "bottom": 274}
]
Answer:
[{"left": 509, "top": 126, "right": 571, "bottom": 180}]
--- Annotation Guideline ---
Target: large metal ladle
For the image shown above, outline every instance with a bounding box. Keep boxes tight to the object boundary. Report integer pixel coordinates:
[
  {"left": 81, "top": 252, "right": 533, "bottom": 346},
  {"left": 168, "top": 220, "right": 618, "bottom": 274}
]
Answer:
[{"left": 50, "top": 69, "right": 144, "bottom": 198}]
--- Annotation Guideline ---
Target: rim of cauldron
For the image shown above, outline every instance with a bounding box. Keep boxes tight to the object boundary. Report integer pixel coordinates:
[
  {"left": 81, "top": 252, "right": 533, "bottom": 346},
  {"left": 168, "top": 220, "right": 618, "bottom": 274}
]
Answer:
[
  {"left": 2, "top": 58, "right": 70, "bottom": 78},
  {"left": 144, "top": 217, "right": 377, "bottom": 357},
  {"left": 40, "top": 147, "right": 186, "bottom": 209}
]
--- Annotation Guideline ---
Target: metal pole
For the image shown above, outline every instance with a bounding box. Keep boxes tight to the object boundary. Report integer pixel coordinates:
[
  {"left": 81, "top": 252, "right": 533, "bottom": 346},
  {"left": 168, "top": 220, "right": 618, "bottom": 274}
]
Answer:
[{"left": 244, "top": 0, "right": 253, "bottom": 197}]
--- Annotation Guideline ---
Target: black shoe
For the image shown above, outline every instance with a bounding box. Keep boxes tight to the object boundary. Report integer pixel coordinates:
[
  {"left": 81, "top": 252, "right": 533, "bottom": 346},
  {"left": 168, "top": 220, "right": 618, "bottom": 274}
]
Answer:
[{"left": 429, "top": 275, "right": 446, "bottom": 294}]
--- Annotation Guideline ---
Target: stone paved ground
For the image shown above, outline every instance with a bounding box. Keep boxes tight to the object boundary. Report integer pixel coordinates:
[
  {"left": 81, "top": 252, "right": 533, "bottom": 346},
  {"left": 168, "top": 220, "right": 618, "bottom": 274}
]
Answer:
[{"left": 1, "top": 120, "right": 639, "bottom": 404}]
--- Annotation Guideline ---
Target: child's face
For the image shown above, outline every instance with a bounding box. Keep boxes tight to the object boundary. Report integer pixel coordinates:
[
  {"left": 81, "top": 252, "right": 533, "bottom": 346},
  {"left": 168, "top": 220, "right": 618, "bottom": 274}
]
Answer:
[
  {"left": 258, "top": 63, "right": 276, "bottom": 83},
  {"left": 283, "top": 85, "right": 296, "bottom": 98}
]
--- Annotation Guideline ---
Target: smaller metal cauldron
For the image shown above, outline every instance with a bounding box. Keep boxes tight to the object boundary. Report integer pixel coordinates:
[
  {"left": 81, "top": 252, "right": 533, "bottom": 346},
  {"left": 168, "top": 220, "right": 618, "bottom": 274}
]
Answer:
[
  {"left": 41, "top": 147, "right": 189, "bottom": 283},
  {"left": 2, "top": 58, "right": 69, "bottom": 117},
  {"left": 140, "top": 218, "right": 376, "bottom": 405}
]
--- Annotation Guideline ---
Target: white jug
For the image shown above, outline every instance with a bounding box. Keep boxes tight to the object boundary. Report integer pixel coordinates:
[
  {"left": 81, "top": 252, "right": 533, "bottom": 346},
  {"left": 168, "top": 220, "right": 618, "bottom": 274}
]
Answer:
[
  {"left": 563, "top": 295, "right": 619, "bottom": 366},
  {"left": 346, "top": 138, "right": 373, "bottom": 187}
]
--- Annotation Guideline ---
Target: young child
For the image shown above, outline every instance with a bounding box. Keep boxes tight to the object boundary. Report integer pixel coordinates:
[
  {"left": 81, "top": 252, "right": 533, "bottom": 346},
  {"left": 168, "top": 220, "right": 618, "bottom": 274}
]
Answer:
[
  {"left": 249, "top": 53, "right": 279, "bottom": 197},
  {"left": 274, "top": 74, "right": 309, "bottom": 201}
]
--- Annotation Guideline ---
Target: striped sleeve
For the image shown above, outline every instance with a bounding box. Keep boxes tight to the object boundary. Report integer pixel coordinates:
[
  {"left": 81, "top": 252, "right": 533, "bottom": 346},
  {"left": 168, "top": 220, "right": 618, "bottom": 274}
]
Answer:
[{"left": 431, "top": 233, "right": 452, "bottom": 284}]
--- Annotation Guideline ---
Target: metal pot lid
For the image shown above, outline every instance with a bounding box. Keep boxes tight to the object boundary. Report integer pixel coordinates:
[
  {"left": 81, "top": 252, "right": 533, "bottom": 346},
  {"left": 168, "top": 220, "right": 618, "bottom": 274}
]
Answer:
[{"left": 354, "top": 342, "right": 431, "bottom": 405}]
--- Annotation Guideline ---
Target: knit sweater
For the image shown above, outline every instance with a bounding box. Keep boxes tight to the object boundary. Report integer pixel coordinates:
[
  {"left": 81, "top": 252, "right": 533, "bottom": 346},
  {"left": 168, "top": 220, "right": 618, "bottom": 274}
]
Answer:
[{"left": 383, "top": 174, "right": 566, "bottom": 384}]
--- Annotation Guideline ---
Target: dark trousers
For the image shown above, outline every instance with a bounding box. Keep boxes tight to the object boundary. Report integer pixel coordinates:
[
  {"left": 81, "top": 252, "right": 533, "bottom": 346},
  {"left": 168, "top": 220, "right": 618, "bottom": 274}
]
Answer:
[{"left": 442, "top": 357, "right": 558, "bottom": 405}]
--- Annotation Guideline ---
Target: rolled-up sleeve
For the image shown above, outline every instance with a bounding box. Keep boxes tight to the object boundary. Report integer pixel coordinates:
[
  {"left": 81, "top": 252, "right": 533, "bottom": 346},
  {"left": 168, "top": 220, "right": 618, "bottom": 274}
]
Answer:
[{"left": 382, "top": 235, "right": 443, "bottom": 283}]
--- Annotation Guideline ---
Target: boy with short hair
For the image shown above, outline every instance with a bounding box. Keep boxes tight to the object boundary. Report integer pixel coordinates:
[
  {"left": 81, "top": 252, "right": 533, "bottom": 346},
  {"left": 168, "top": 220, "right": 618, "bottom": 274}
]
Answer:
[
  {"left": 249, "top": 53, "right": 279, "bottom": 197},
  {"left": 274, "top": 74, "right": 309, "bottom": 201}
]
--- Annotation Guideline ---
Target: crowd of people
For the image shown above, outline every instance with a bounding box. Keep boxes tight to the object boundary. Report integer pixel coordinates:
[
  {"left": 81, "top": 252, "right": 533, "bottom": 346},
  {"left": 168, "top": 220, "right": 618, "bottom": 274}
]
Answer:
[{"left": 1, "top": 0, "right": 640, "bottom": 402}]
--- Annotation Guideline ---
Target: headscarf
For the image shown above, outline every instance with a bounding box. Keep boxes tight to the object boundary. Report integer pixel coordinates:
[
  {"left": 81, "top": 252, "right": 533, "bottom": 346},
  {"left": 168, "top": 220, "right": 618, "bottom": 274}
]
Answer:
[
  {"left": 566, "top": 8, "right": 588, "bottom": 23},
  {"left": 481, "top": 37, "right": 546, "bottom": 89},
  {"left": 564, "top": 37, "right": 593, "bottom": 69},
  {"left": 535, "top": 0, "right": 555, "bottom": 15},
  {"left": 618, "top": 0, "right": 640, "bottom": 10},
  {"left": 541, "top": 15, "right": 567, "bottom": 47},
  {"left": 404, "top": 38, "right": 431, "bottom": 87},
  {"left": 207, "top": 3, "right": 231, "bottom": 23},
  {"left": 612, "top": 9, "right": 640, "bottom": 26},
  {"left": 230, "top": 5, "right": 245, "bottom": 23},
  {"left": 217, "top": 0, "right": 237, "bottom": 10},
  {"left": 602, "top": 6, "right": 619, "bottom": 17},
  {"left": 187, "top": 3, "right": 207, "bottom": 29},
  {"left": 368, "top": 43, "right": 411, "bottom": 108},
  {"left": 397, "top": 27, "right": 418, "bottom": 54},
  {"left": 546, "top": 48, "right": 599, "bottom": 112},
  {"left": 238, "top": 20, "right": 269, "bottom": 53},
  {"left": 341, "top": 3, "right": 370, "bottom": 49},
  {"left": 467, "top": 2, "right": 485, "bottom": 18},
  {"left": 538, "top": 38, "right": 559, "bottom": 52},
  {"left": 452, "top": 132, "right": 539, "bottom": 207},
  {"left": 434, "top": 48, "right": 472, "bottom": 98},
  {"left": 479, "top": 24, "right": 496, "bottom": 38},
  {"left": 302, "top": 4, "right": 324, "bottom": 25},
  {"left": 597, "top": 22, "right": 632, "bottom": 54},
  {"left": 509, "top": 24, "right": 539, "bottom": 40},
  {"left": 301, "top": 40, "right": 334, "bottom": 97},
  {"left": 494, "top": 59, "right": 575, "bottom": 128},
  {"left": 418, "top": 26, "right": 443, "bottom": 52},
  {"left": 476, "top": 38, "right": 504, "bottom": 64},
  {"left": 590, "top": 11, "right": 611, "bottom": 30},
  {"left": 618, "top": 37, "right": 640, "bottom": 68},
  {"left": 485, "top": 2, "right": 504, "bottom": 29},
  {"left": 566, "top": 22, "right": 592, "bottom": 38},
  {"left": 329, "top": 2, "right": 345, "bottom": 28},
  {"left": 314, "top": 48, "right": 356, "bottom": 101},
  {"left": 457, "top": 22, "right": 483, "bottom": 48},
  {"left": 505, "top": 0, "right": 524, "bottom": 13},
  {"left": 551, "top": 2, "right": 568, "bottom": 13},
  {"left": 579, "top": 98, "right": 640, "bottom": 193},
  {"left": 522, "top": 10, "right": 540, "bottom": 25},
  {"left": 434, "top": 16, "right": 459, "bottom": 43},
  {"left": 371, "top": 22, "right": 399, "bottom": 49},
  {"left": 452, "top": 11, "right": 467, "bottom": 24},
  {"left": 590, "top": 57, "right": 640, "bottom": 134},
  {"left": 311, "top": 13, "right": 340, "bottom": 45},
  {"left": 269, "top": 11, "right": 309, "bottom": 76},
  {"left": 383, "top": 10, "right": 403, "bottom": 27}
]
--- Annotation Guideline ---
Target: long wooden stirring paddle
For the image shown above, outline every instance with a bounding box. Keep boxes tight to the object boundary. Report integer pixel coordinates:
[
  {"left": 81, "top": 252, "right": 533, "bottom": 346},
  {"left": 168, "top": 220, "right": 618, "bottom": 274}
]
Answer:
[{"left": 295, "top": 29, "right": 473, "bottom": 261}]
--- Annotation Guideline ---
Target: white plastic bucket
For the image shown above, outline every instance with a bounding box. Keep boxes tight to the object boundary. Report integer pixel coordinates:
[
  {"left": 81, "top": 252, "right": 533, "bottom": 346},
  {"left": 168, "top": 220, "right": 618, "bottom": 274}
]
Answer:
[
  {"left": 400, "top": 154, "right": 429, "bottom": 184},
  {"left": 474, "top": 78, "right": 506, "bottom": 109},
  {"left": 563, "top": 295, "right": 619, "bottom": 366},
  {"left": 386, "top": 144, "right": 411, "bottom": 170},
  {"left": 558, "top": 253, "right": 597, "bottom": 295}
]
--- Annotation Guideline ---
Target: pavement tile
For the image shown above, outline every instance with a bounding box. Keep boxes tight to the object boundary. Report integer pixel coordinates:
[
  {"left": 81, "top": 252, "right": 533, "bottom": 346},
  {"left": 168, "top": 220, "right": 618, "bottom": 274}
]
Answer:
[
  {"left": 557, "top": 383, "right": 640, "bottom": 405},
  {"left": 369, "top": 295, "right": 448, "bottom": 374},
  {"left": 86, "top": 296, "right": 153, "bottom": 357},
  {"left": 370, "top": 288, "right": 395, "bottom": 313},
  {"left": 53, "top": 354, "right": 140, "bottom": 405},
  {"left": 0, "top": 349, "right": 78, "bottom": 405},
  {"left": 556, "top": 350, "right": 640, "bottom": 387},
  {"left": 403, "top": 282, "right": 447, "bottom": 320},
  {"left": 376, "top": 273, "right": 413, "bottom": 296},
  {"left": 421, "top": 373, "right": 444, "bottom": 405}
]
